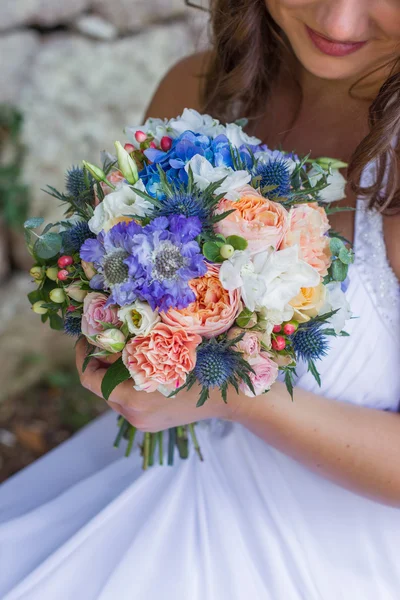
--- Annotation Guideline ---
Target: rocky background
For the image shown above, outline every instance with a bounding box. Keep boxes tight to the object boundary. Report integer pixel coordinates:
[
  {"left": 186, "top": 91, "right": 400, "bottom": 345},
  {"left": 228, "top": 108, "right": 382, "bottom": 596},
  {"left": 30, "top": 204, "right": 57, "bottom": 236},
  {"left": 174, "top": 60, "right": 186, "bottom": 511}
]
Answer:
[{"left": 0, "top": 0, "right": 209, "bottom": 477}]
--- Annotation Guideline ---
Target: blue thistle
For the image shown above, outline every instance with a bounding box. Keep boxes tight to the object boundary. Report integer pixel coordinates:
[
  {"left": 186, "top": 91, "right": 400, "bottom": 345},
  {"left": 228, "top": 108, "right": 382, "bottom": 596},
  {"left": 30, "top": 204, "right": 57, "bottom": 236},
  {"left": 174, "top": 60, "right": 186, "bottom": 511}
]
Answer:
[
  {"left": 194, "top": 344, "right": 239, "bottom": 388},
  {"left": 156, "top": 190, "right": 209, "bottom": 223},
  {"left": 64, "top": 313, "right": 82, "bottom": 337},
  {"left": 254, "top": 158, "right": 291, "bottom": 197},
  {"left": 62, "top": 221, "right": 96, "bottom": 254},
  {"left": 291, "top": 321, "right": 329, "bottom": 362},
  {"left": 66, "top": 166, "right": 94, "bottom": 201}
]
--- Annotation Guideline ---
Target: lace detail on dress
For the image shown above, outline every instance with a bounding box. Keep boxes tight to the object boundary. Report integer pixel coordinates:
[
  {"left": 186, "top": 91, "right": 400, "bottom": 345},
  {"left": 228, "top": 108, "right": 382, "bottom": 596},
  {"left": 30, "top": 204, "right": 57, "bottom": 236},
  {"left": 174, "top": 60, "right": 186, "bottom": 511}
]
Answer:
[{"left": 354, "top": 197, "right": 400, "bottom": 332}]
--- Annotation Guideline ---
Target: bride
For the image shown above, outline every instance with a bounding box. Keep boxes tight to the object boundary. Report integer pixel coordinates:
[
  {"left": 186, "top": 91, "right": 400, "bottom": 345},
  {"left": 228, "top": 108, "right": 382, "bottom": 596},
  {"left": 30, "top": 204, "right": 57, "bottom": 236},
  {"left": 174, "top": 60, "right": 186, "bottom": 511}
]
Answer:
[{"left": 1, "top": 1, "right": 400, "bottom": 598}]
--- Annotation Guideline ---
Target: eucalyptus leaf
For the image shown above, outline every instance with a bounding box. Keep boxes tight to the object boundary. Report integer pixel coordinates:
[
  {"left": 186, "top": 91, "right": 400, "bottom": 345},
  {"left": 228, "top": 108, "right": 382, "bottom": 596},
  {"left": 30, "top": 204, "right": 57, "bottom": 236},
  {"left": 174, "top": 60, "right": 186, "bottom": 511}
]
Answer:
[
  {"left": 24, "top": 217, "right": 44, "bottom": 230},
  {"left": 338, "top": 247, "right": 354, "bottom": 265},
  {"left": 34, "top": 232, "right": 62, "bottom": 259},
  {"left": 329, "top": 237, "right": 344, "bottom": 256},
  {"left": 331, "top": 260, "right": 348, "bottom": 282}
]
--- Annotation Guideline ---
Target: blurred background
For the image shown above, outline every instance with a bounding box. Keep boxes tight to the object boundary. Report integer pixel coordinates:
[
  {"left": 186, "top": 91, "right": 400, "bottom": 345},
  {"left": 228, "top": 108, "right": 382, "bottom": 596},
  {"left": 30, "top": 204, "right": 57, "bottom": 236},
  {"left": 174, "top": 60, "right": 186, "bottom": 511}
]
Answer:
[{"left": 0, "top": 0, "right": 209, "bottom": 482}]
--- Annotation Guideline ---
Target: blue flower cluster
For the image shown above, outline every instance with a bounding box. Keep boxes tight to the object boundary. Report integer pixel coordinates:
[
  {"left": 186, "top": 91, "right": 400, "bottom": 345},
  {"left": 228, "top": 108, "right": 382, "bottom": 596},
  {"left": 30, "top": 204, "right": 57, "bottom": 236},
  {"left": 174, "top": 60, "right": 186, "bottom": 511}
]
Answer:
[{"left": 80, "top": 214, "right": 207, "bottom": 311}]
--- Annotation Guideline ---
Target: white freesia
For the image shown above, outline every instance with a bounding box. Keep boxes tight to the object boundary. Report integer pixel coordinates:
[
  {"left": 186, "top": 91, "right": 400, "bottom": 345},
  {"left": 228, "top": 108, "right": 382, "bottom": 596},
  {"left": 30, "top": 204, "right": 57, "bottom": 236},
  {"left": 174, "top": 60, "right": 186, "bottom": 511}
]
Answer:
[
  {"left": 254, "top": 150, "right": 298, "bottom": 175},
  {"left": 118, "top": 300, "right": 160, "bottom": 336},
  {"left": 219, "top": 246, "right": 320, "bottom": 313},
  {"left": 318, "top": 281, "right": 352, "bottom": 334},
  {"left": 223, "top": 123, "right": 261, "bottom": 147},
  {"left": 88, "top": 180, "right": 153, "bottom": 235},
  {"left": 168, "top": 108, "right": 225, "bottom": 138},
  {"left": 184, "top": 155, "right": 251, "bottom": 200},
  {"left": 308, "top": 166, "right": 347, "bottom": 203}
]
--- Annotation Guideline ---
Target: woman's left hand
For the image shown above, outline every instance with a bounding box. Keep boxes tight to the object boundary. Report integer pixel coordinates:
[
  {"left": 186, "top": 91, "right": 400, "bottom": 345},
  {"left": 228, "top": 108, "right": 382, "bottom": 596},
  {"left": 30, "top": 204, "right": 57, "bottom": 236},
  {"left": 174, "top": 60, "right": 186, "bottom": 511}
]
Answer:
[{"left": 75, "top": 338, "right": 236, "bottom": 432}]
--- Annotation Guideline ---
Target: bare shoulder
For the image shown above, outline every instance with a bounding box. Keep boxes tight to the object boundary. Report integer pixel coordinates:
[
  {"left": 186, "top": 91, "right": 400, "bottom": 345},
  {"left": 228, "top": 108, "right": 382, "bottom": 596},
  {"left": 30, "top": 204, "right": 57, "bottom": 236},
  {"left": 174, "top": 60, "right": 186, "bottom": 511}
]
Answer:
[
  {"left": 144, "top": 51, "right": 212, "bottom": 121},
  {"left": 383, "top": 213, "right": 400, "bottom": 281}
]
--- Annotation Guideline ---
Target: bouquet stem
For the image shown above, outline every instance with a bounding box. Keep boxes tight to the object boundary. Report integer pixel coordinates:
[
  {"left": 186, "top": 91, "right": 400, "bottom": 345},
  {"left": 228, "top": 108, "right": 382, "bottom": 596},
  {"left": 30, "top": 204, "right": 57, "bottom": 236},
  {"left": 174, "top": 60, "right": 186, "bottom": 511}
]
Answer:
[{"left": 189, "top": 424, "right": 204, "bottom": 462}]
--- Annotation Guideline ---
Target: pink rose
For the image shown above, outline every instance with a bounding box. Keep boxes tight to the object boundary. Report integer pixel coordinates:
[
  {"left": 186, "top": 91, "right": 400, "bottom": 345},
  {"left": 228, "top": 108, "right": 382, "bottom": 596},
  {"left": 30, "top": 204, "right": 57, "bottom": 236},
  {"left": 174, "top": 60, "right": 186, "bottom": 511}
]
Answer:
[
  {"left": 161, "top": 263, "right": 241, "bottom": 338},
  {"left": 81, "top": 292, "right": 121, "bottom": 338},
  {"left": 240, "top": 352, "right": 279, "bottom": 397},
  {"left": 122, "top": 323, "right": 202, "bottom": 393},
  {"left": 214, "top": 186, "right": 289, "bottom": 253},
  {"left": 94, "top": 171, "right": 125, "bottom": 206},
  {"left": 280, "top": 203, "right": 331, "bottom": 277},
  {"left": 228, "top": 328, "right": 261, "bottom": 358}
]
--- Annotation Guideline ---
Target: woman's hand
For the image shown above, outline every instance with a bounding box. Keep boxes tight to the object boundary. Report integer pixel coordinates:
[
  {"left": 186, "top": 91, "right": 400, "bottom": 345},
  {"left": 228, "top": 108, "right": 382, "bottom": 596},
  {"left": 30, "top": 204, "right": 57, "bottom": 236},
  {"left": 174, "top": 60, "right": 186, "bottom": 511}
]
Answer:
[{"left": 75, "top": 338, "right": 236, "bottom": 432}]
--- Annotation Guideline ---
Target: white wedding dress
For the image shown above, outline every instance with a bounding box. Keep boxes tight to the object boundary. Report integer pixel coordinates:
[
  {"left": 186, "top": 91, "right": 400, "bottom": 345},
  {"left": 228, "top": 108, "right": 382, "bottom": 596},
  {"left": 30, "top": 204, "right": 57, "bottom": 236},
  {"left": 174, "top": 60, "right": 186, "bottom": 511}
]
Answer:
[{"left": 1, "top": 185, "right": 399, "bottom": 599}]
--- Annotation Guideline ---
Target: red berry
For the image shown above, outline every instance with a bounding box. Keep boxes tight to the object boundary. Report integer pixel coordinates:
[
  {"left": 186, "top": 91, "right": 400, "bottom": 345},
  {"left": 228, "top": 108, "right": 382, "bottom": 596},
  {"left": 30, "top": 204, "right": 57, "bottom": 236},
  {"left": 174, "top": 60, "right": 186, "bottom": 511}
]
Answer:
[
  {"left": 160, "top": 136, "right": 172, "bottom": 152},
  {"left": 124, "top": 143, "right": 135, "bottom": 153},
  {"left": 57, "top": 269, "right": 70, "bottom": 281},
  {"left": 272, "top": 336, "right": 286, "bottom": 351},
  {"left": 135, "top": 130, "right": 147, "bottom": 143},
  {"left": 149, "top": 141, "right": 157, "bottom": 149},
  {"left": 272, "top": 325, "right": 282, "bottom": 333},
  {"left": 66, "top": 305, "right": 76, "bottom": 312},
  {"left": 283, "top": 323, "right": 297, "bottom": 336},
  {"left": 58, "top": 255, "right": 73, "bottom": 268}
]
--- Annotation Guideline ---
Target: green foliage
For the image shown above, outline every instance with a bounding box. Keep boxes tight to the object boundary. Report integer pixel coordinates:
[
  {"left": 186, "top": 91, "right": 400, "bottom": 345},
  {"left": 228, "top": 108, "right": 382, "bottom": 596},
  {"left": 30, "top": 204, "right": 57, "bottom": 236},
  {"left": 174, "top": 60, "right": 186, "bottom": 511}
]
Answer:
[
  {"left": 325, "top": 236, "right": 355, "bottom": 283},
  {"left": 100, "top": 357, "right": 131, "bottom": 401}
]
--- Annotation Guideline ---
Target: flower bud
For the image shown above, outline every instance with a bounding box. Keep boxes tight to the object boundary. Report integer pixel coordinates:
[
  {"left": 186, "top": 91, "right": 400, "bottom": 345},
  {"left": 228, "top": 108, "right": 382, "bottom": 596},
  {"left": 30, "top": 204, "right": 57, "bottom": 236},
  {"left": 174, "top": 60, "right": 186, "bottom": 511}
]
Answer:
[
  {"left": 65, "top": 282, "right": 88, "bottom": 302},
  {"left": 30, "top": 266, "right": 45, "bottom": 282},
  {"left": 135, "top": 130, "right": 147, "bottom": 143},
  {"left": 272, "top": 325, "right": 282, "bottom": 333},
  {"left": 114, "top": 141, "right": 139, "bottom": 185},
  {"left": 124, "top": 143, "right": 135, "bottom": 154},
  {"left": 272, "top": 336, "right": 286, "bottom": 351},
  {"left": 95, "top": 328, "right": 126, "bottom": 353},
  {"left": 149, "top": 141, "right": 157, "bottom": 149},
  {"left": 283, "top": 321, "right": 298, "bottom": 336},
  {"left": 82, "top": 160, "right": 109, "bottom": 185},
  {"left": 49, "top": 288, "right": 66, "bottom": 304},
  {"left": 160, "top": 136, "right": 172, "bottom": 152},
  {"left": 32, "top": 301, "right": 48, "bottom": 315},
  {"left": 81, "top": 259, "right": 96, "bottom": 280},
  {"left": 46, "top": 266, "right": 59, "bottom": 281},
  {"left": 220, "top": 244, "right": 235, "bottom": 259},
  {"left": 57, "top": 269, "right": 70, "bottom": 281}
]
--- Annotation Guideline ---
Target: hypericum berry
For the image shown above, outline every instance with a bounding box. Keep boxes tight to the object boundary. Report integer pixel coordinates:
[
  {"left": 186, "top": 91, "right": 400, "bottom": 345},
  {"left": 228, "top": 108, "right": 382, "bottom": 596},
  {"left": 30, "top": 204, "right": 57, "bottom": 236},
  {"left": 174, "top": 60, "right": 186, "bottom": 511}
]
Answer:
[
  {"left": 124, "top": 143, "right": 135, "bottom": 153},
  {"left": 283, "top": 322, "right": 298, "bottom": 336},
  {"left": 58, "top": 255, "right": 74, "bottom": 268},
  {"left": 149, "top": 141, "right": 157, "bottom": 149},
  {"left": 66, "top": 305, "right": 76, "bottom": 312},
  {"left": 57, "top": 269, "right": 70, "bottom": 281},
  {"left": 220, "top": 244, "right": 234, "bottom": 259},
  {"left": 135, "top": 130, "right": 147, "bottom": 143},
  {"left": 30, "top": 266, "right": 44, "bottom": 282},
  {"left": 272, "top": 325, "right": 282, "bottom": 333},
  {"left": 46, "top": 266, "right": 59, "bottom": 281},
  {"left": 32, "top": 301, "right": 48, "bottom": 315},
  {"left": 272, "top": 336, "right": 286, "bottom": 351},
  {"left": 160, "top": 136, "right": 172, "bottom": 152},
  {"left": 49, "top": 288, "right": 66, "bottom": 304}
]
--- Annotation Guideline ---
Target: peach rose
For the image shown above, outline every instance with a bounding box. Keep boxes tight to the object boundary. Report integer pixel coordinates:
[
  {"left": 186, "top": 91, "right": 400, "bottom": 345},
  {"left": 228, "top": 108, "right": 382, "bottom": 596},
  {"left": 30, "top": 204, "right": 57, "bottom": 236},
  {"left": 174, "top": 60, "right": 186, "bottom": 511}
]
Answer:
[
  {"left": 122, "top": 323, "right": 202, "bottom": 393},
  {"left": 161, "top": 264, "right": 241, "bottom": 337},
  {"left": 280, "top": 203, "right": 331, "bottom": 276},
  {"left": 240, "top": 352, "right": 279, "bottom": 397},
  {"left": 81, "top": 292, "right": 121, "bottom": 338},
  {"left": 214, "top": 186, "right": 289, "bottom": 253},
  {"left": 289, "top": 284, "right": 326, "bottom": 323}
]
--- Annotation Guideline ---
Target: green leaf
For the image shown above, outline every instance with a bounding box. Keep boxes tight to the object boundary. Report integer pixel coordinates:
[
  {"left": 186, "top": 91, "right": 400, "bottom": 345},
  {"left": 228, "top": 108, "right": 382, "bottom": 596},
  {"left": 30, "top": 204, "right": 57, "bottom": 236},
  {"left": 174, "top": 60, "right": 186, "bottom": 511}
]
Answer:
[
  {"left": 27, "top": 289, "right": 43, "bottom": 305},
  {"left": 308, "top": 360, "right": 321, "bottom": 387},
  {"left": 41, "top": 313, "right": 49, "bottom": 323},
  {"left": 329, "top": 237, "right": 344, "bottom": 256},
  {"left": 236, "top": 307, "right": 254, "bottom": 328},
  {"left": 226, "top": 235, "right": 248, "bottom": 251},
  {"left": 338, "top": 247, "right": 354, "bottom": 265},
  {"left": 322, "top": 328, "right": 350, "bottom": 337},
  {"left": 211, "top": 209, "right": 236, "bottom": 224},
  {"left": 101, "top": 357, "right": 131, "bottom": 400},
  {"left": 24, "top": 217, "right": 44, "bottom": 229},
  {"left": 49, "top": 312, "right": 64, "bottom": 331},
  {"left": 331, "top": 260, "right": 348, "bottom": 282},
  {"left": 34, "top": 232, "right": 62, "bottom": 259},
  {"left": 203, "top": 241, "right": 222, "bottom": 262}
]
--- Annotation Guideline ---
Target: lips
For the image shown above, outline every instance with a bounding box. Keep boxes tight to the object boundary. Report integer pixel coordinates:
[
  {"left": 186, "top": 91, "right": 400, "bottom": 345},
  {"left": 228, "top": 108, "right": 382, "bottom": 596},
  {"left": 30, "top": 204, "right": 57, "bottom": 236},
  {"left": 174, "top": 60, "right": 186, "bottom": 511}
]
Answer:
[{"left": 306, "top": 25, "right": 367, "bottom": 57}]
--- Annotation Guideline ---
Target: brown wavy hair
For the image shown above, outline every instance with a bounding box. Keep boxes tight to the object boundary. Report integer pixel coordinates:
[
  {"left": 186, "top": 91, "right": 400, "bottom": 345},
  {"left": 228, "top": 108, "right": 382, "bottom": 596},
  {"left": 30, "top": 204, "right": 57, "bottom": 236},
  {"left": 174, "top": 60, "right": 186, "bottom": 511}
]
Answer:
[{"left": 199, "top": 0, "right": 400, "bottom": 214}]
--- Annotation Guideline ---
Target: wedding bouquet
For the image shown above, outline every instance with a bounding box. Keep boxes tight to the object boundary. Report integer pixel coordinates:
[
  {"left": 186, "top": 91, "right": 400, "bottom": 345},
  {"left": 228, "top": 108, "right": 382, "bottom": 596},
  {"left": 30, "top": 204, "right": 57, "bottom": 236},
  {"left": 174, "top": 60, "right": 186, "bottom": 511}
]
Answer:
[{"left": 25, "top": 109, "right": 353, "bottom": 468}]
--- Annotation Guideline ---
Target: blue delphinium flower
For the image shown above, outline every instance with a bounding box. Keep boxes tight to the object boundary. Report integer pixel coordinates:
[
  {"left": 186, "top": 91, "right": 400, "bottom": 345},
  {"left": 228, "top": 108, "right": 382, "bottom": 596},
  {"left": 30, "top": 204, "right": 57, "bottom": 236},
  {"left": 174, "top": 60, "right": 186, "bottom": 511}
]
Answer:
[
  {"left": 126, "top": 214, "right": 207, "bottom": 311},
  {"left": 253, "top": 157, "right": 291, "bottom": 197},
  {"left": 80, "top": 221, "right": 143, "bottom": 307},
  {"left": 291, "top": 321, "right": 330, "bottom": 363}
]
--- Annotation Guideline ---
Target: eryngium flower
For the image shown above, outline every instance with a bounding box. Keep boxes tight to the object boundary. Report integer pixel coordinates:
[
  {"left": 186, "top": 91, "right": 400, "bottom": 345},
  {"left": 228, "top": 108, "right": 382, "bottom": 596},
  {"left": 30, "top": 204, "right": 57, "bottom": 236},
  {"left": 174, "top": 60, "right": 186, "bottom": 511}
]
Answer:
[
  {"left": 291, "top": 321, "right": 329, "bottom": 362},
  {"left": 253, "top": 158, "right": 291, "bottom": 198},
  {"left": 66, "top": 166, "right": 94, "bottom": 200},
  {"left": 64, "top": 313, "right": 82, "bottom": 336},
  {"left": 62, "top": 221, "right": 96, "bottom": 254}
]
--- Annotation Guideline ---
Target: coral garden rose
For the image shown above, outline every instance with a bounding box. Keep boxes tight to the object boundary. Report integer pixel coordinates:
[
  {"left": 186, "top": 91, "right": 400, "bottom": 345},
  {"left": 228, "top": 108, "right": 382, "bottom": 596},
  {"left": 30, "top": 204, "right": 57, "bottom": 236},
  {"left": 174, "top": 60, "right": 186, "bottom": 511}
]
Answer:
[
  {"left": 280, "top": 203, "right": 331, "bottom": 277},
  {"left": 81, "top": 292, "right": 121, "bottom": 338},
  {"left": 240, "top": 352, "right": 279, "bottom": 397},
  {"left": 214, "top": 185, "right": 289, "bottom": 253},
  {"left": 122, "top": 323, "right": 202, "bottom": 393},
  {"left": 289, "top": 283, "right": 326, "bottom": 323},
  {"left": 161, "top": 263, "right": 241, "bottom": 337}
]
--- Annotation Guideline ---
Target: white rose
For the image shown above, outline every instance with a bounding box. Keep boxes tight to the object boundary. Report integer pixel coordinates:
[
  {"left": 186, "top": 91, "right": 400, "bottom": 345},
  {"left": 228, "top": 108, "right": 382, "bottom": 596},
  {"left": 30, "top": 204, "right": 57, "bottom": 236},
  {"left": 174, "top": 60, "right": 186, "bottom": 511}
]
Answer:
[
  {"left": 223, "top": 122, "right": 261, "bottom": 147},
  {"left": 219, "top": 246, "right": 320, "bottom": 313},
  {"left": 118, "top": 300, "right": 160, "bottom": 336},
  {"left": 184, "top": 155, "right": 251, "bottom": 200},
  {"left": 88, "top": 180, "right": 153, "bottom": 235},
  {"left": 95, "top": 329, "right": 126, "bottom": 353},
  {"left": 318, "top": 281, "right": 352, "bottom": 334},
  {"left": 308, "top": 167, "right": 347, "bottom": 203}
]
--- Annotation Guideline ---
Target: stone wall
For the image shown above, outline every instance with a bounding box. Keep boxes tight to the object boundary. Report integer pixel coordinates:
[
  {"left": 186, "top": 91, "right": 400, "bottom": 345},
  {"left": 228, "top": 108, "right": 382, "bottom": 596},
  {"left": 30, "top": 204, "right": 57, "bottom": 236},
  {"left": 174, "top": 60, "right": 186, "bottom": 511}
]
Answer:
[{"left": 0, "top": 0, "right": 209, "bottom": 401}]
